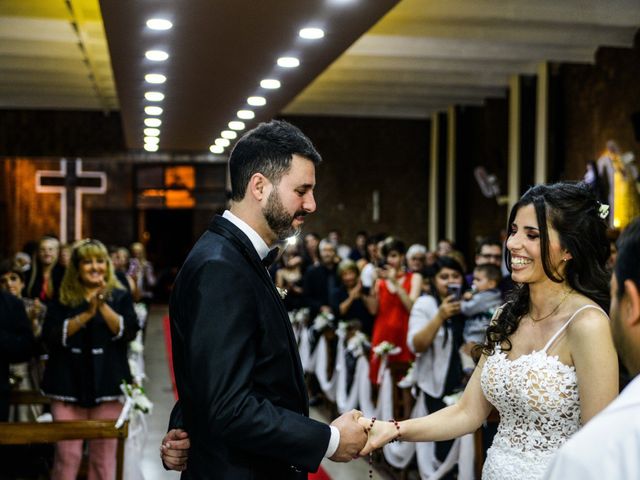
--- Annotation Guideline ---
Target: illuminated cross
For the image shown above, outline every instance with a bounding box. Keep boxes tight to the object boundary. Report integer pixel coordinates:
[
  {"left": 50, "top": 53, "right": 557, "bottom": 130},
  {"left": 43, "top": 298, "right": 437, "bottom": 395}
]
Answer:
[{"left": 35, "top": 159, "right": 107, "bottom": 243}]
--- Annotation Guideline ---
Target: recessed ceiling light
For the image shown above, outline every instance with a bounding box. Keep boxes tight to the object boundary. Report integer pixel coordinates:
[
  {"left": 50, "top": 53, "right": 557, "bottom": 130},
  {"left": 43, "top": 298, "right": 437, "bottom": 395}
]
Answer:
[
  {"left": 144, "top": 128, "right": 160, "bottom": 136},
  {"left": 229, "top": 121, "right": 246, "bottom": 131},
  {"left": 145, "top": 91, "right": 164, "bottom": 101},
  {"left": 146, "top": 19, "right": 173, "bottom": 30},
  {"left": 215, "top": 138, "right": 230, "bottom": 147},
  {"left": 247, "top": 96, "right": 266, "bottom": 106},
  {"left": 145, "top": 50, "right": 169, "bottom": 61},
  {"left": 145, "top": 73, "right": 166, "bottom": 84},
  {"left": 144, "top": 118, "right": 162, "bottom": 127},
  {"left": 260, "top": 79, "right": 280, "bottom": 89},
  {"left": 210, "top": 145, "right": 225, "bottom": 154},
  {"left": 144, "top": 136, "right": 160, "bottom": 144},
  {"left": 144, "top": 106, "right": 163, "bottom": 115},
  {"left": 277, "top": 57, "right": 300, "bottom": 68},
  {"left": 221, "top": 130, "right": 238, "bottom": 140},
  {"left": 299, "top": 28, "right": 324, "bottom": 39},
  {"left": 237, "top": 110, "right": 255, "bottom": 120},
  {"left": 144, "top": 143, "right": 159, "bottom": 152}
]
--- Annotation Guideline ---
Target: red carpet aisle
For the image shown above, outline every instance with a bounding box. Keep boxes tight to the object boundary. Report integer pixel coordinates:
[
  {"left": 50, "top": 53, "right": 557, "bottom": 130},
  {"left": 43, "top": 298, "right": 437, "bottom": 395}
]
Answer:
[
  {"left": 162, "top": 313, "right": 334, "bottom": 479},
  {"left": 163, "top": 314, "right": 179, "bottom": 400},
  {"left": 309, "top": 468, "right": 332, "bottom": 480}
]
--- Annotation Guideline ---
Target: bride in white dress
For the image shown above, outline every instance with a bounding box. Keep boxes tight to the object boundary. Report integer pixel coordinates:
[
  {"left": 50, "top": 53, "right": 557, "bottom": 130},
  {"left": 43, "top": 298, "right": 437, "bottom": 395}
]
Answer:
[{"left": 359, "top": 182, "right": 618, "bottom": 479}]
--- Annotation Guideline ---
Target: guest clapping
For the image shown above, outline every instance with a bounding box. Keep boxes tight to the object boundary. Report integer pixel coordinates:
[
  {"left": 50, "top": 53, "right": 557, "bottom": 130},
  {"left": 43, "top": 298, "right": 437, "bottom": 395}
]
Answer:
[{"left": 41, "top": 239, "right": 139, "bottom": 480}]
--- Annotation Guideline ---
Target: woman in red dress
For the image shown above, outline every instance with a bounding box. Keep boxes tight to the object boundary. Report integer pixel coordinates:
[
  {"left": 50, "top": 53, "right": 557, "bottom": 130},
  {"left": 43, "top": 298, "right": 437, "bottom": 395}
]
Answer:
[{"left": 369, "top": 238, "right": 422, "bottom": 385}]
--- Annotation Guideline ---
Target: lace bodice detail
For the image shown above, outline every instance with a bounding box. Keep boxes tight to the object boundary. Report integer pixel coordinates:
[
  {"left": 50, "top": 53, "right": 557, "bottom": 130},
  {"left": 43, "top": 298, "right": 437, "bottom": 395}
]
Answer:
[
  {"left": 481, "top": 349, "right": 581, "bottom": 453},
  {"left": 479, "top": 305, "right": 604, "bottom": 480}
]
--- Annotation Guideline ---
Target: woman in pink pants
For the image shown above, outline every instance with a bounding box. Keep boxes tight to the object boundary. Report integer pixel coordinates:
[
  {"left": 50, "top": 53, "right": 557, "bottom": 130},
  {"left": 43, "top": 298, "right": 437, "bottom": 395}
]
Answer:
[{"left": 41, "top": 239, "right": 139, "bottom": 480}]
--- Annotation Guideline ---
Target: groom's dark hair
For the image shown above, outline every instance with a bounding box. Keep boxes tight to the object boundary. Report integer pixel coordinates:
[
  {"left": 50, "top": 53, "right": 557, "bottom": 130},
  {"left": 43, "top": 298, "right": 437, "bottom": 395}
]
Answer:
[
  {"left": 229, "top": 119, "right": 322, "bottom": 201},
  {"left": 615, "top": 218, "right": 640, "bottom": 300}
]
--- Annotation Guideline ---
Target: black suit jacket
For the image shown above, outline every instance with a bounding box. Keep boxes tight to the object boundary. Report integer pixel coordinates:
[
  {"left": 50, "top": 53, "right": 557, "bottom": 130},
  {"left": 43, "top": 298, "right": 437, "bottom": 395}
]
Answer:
[
  {"left": 0, "top": 291, "right": 36, "bottom": 420},
  {"left": 169, "top": 216, "right": 331, "bottom": 479}
]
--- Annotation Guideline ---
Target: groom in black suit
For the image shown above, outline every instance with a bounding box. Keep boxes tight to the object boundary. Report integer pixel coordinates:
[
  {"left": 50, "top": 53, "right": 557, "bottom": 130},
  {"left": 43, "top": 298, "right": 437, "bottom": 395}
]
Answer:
[{"left": 163, "top": 120, "right": 367, "bottom": 479}]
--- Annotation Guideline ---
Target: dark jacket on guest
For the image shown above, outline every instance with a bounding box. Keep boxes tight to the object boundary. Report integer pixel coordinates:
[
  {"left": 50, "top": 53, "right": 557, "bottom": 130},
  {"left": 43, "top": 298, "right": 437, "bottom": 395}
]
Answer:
[
  {"left": 330, "top": 286, "right": 374, "bottom": 337},
  {"left": 41, "top": 288, "right": 138, "bottom": 407},
  {"left": 0, "top": 291, "right": 36, "bottom": 420},
  {"left": 303, "top": 263, "right": 338, "bottom": 320},
  {"left": 23, "top": 263, "right": 66, "bottom": 304}
]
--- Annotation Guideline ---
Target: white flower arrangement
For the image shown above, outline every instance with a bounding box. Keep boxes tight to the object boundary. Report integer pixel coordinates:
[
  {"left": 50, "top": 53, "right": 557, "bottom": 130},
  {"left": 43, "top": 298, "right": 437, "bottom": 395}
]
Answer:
[
  {"left": 443, "top": 391, "right": 463, "bottom": 406},
  {"left": 122, "top": 381, "right": 153, "bottom": 413},
  {"left": 346, "top": 331, "right": 370, "bottom": 358},
  {"left": 336, "top": 321, "right": 349, "bottom": 337},
  {"left": 129, "top": 338, "right": 144, "bottom": 354},
  {"left": 397, "top": 362, "right": 416, "bottom": 389},
  {"left": 598, "top": 203, "right": 610, "bottom": 219},
  {"left": 115, "top": 381, "right": 153, "bottom": 429},
  {"left": 372, "top": 341, "right": 401, "bottom": 357},
  {"left": 312, "top": 311, "right": 335, "bottom": 331},
  {"left": 289, "top": 308, "right": 310, "bottom": 326}
]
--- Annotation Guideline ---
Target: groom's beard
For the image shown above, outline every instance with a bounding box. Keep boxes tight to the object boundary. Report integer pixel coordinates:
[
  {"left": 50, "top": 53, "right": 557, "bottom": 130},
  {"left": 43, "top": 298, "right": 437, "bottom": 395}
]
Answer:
[{"left": 263, "top": 189, "right": 306, "bottom": 241}]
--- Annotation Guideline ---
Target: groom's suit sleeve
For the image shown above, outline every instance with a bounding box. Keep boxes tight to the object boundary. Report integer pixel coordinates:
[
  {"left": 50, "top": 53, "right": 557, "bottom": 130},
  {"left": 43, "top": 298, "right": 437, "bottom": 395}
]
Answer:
[{"left": 183, "top": 259, "right": 331, "bottom": 471}]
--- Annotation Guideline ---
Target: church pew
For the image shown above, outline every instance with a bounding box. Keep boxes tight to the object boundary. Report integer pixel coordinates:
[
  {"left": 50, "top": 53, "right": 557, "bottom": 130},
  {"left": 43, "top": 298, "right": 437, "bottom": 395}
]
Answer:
[{"left": 0, "top": 420, "right": 129, "bottom": 480}]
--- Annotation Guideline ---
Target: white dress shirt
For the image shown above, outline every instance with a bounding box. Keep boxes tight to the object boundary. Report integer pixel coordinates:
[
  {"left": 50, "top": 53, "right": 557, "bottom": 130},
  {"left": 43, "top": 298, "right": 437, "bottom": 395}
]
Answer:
[
  {"left": 544, "top": 374, "right": 640, "bottom": 479},
  {"left": 222, "top": 210, "right": 340, "bottom": 458}
]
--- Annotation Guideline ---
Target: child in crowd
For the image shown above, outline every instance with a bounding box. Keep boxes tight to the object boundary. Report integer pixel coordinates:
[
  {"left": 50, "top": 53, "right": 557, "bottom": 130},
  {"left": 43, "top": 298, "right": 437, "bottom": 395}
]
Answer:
[{"left": 460, "top": 264, "right": 503, "bottom": 363}]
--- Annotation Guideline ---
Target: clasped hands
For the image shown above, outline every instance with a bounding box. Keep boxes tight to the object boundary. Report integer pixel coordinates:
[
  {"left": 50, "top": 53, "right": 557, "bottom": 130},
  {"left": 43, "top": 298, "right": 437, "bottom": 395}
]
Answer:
[
  {"left": 159, "top": 411, "right": 401, "bottom": 470},
  {"left": 87, "top": 282, "right": 109, "bottom": 315},
  {"left": 329, "top": 410, "right": 400, "bottom": 461}
]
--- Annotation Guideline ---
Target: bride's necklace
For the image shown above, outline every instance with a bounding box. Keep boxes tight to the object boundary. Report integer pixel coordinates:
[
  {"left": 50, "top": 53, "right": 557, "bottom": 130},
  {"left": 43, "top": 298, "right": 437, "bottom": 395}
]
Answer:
[{"left": 529, "top": 288, "right": 573, "bottom": 323}]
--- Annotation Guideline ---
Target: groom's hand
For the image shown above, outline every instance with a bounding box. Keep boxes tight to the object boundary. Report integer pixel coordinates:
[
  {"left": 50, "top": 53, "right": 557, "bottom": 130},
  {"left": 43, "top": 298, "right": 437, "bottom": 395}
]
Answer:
[
  {"left": 328, "top": 409, "right": 367, "bottom": 462},
  {"left": 160, "top": 428, "right": 190, "bottom": 471}
]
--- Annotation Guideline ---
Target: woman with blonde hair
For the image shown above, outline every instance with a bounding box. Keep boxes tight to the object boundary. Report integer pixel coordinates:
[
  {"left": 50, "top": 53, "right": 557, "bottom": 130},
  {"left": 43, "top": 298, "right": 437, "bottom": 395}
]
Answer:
[{"left": 41, "top": 239, "right": 139, "bottom": 480}]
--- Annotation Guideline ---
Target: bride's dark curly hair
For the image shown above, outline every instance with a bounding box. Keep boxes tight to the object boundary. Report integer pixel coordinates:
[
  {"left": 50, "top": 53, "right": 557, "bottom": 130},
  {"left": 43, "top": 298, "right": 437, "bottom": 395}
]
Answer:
[{"left": 481, "top": 182, "right": 610, "bottom": 356}]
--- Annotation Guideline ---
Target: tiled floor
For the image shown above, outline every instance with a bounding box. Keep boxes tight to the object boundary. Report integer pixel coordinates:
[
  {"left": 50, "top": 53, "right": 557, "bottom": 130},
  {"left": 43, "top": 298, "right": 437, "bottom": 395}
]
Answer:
[{"left": 141, "top": 305, "right": 386, "bottom": 480}]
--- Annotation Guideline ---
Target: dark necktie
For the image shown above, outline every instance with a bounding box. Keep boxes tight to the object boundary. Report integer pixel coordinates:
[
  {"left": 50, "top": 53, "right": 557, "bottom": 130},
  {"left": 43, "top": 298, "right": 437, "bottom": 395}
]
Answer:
[{"left": 262, "top": 248, "right": 279, "bottom": 267}]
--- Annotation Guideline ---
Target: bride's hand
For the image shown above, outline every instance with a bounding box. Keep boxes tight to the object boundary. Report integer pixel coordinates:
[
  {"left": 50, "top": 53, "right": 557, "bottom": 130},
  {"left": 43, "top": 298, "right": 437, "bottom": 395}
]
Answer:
[{"left": 357, "top": 417, "right": 399, "bottom": 456}]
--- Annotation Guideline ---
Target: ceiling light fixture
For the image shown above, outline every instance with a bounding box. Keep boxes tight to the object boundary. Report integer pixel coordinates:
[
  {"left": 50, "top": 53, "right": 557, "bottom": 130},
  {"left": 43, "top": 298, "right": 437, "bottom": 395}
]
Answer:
[
  {"left": 146, "top": 19, "right": 173, "bottom": 30},
  {"left": 299, "top": 27, "right": 325, "bottom": 39},
  {"left": 144, "top": 128, "right": 160, "bottom": 136},
  {"left": 215, "top": 138, "right": 230, "bottom": 147},
  {"left": 247, "top": 96, "right": 266, "bottom": 106},
  {"left": 237, "top": 110, "right": 255, "bottom": 120},
  {"left": 210, "top": 145, "right": 225, "bottom": 154},
  {"left": 144, "top": 106, "right": 163, "bottom": 115},
  {"left": 277, "top": 57, "right": 300, "bottom": 68},
  {"left": 229, "top": 121, "right": 246, "bottom": 131},
  {"left": 145, "top": 73, "right": 166, "bottom": 84},
  {"left": 144, "top": 118, "right": 162, "bottom": 127},
  {"left": 144, "top": 136, "right": 160, "bottom": 145},
  {"left": 145, "top": 91, "right": 165, "bottom": 101},
  {"left": 221, "top": 130, "right": 238, "bottom": 140},
  {"left": 145, "top": 50, "right": 169, "bottom": 61},
  {"left": 144, "top": 144, "right": 159, "bottom": 152},
  {"left": 260, "top": 79, "right": 281, "bottom": 89}
]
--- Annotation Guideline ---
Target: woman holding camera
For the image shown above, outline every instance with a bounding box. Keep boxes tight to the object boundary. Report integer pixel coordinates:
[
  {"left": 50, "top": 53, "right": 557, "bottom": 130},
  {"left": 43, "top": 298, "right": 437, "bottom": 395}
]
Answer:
[
  {"left": 41, "top": 239, "right": 139, "bottom": 480},
  {"left": 406, "top": 256, "right": 466, "bottom": 476}
]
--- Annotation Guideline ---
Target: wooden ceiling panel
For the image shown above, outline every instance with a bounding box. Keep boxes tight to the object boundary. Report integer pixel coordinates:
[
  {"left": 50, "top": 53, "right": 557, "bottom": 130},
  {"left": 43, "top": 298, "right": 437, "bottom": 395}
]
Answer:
[{"left": 287, "top": 0, "right": 640, "bottom": 118}]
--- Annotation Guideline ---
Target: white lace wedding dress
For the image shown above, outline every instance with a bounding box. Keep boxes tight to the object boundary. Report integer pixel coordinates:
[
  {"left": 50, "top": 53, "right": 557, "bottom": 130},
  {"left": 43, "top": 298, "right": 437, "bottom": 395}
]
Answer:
[{"left": 480, "top": 305, "right": 603, "bottom": 480}]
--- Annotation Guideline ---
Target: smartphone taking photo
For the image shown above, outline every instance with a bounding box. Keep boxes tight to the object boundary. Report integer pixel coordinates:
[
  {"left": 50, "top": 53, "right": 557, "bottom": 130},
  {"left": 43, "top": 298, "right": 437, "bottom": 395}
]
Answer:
[{"left": 446, "top": 283, "right": 462, "bottom": 300}]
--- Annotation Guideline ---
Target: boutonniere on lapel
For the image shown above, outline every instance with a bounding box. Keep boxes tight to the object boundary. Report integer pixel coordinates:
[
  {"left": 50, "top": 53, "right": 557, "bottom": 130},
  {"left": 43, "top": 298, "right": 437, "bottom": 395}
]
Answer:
[{"left": 276, "top": 287, "right": 288, "bottom": 300}]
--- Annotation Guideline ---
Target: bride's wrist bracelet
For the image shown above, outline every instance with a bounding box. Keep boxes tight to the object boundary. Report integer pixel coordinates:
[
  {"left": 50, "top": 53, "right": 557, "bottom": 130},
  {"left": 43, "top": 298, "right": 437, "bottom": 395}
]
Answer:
[
  {"left": 389, "top": 418, "right": 401, "bottom": 443},
  {"left": 367, "top": 417, "right": 376, "bottom": 479}
]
